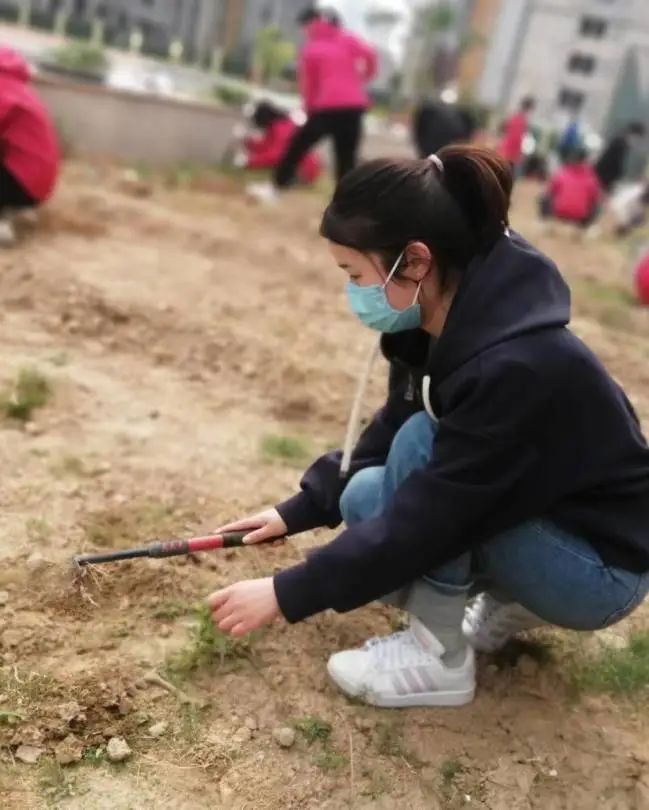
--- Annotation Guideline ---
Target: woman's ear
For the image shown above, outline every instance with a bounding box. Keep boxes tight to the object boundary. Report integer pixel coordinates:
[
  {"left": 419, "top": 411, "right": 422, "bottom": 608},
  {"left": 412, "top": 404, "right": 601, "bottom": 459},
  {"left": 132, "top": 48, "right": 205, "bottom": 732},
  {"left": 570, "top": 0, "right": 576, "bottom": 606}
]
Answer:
[{"left": 404, "top": 241, "right": 434, "bottom": 280}]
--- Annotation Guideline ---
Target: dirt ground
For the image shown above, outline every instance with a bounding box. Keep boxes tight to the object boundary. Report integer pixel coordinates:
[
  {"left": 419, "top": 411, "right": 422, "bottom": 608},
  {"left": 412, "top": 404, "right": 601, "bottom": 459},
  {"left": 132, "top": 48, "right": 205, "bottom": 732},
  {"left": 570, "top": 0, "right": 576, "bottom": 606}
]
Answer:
[{"left": 1, "top": 163, "right": 649, "bottom": 810}]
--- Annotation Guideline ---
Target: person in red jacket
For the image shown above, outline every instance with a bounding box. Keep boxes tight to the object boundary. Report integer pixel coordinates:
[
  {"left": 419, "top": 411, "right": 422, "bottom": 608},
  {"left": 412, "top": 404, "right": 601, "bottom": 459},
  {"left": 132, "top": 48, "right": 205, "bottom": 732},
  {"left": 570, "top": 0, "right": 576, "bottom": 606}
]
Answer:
[
  {"left": 243, "top": 102, "right": 322, "bottom": 185},
  {"left": 539, "top": 148, "right": 602, "bottom": 228},
  {"left": 248, "top": 6, "right": 377, "bottom": 203},
  {"left": 497, "top": 96, "right": 535, "bottom": 172},
  {"left": 0, "top": 47, "right": 59, "bottom": 245}
]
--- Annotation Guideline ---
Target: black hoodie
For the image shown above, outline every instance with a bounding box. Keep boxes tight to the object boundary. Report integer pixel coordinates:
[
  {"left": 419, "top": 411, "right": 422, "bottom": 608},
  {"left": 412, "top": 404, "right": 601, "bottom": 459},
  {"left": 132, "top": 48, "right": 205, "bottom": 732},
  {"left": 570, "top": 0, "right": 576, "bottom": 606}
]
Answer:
[{"left": 273, "top": 232, "right": 649, "bottom": 623}]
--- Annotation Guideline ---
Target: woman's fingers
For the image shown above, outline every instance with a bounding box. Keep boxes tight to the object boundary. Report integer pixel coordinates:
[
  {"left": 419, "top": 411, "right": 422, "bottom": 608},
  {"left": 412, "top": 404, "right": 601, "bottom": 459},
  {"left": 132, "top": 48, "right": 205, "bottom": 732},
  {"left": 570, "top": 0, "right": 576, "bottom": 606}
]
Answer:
[
  {"left": 206, "top": 587, "right": 230, "bottom": 610},
  {"left": 243, "top": 525, "right": 283, "bottom": 544},
  {"left": 213, "top": 517, "right": 265, "bottom": 534},
  {"left": 217, "top": 612, "right": 240, "bottom": 633}
]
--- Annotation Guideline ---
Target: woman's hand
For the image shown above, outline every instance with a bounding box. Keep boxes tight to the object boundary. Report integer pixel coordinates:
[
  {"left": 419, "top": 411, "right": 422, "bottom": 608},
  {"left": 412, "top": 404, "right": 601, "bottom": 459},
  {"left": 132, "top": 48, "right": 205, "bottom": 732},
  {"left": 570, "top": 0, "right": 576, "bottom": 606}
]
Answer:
[
  {"left": 207, "top": 577, "right": 281, "bottom": 637},
  {"left": 215, "top": 508, "right": 287, "bottom": 545}
]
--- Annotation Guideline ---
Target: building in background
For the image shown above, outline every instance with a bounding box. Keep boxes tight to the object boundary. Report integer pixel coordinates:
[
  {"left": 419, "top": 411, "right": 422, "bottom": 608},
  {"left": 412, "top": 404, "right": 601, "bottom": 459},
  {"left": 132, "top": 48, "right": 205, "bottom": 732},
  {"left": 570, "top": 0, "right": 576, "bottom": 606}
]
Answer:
[
  {"left": 479, "top": 0, "right": 649, "bottom": 137},
  {"left": 1, "top": 0, "right": 234, "bottom": 63},
  {"left": 456, "top": 0, "right": 503, "bottom": 99}
]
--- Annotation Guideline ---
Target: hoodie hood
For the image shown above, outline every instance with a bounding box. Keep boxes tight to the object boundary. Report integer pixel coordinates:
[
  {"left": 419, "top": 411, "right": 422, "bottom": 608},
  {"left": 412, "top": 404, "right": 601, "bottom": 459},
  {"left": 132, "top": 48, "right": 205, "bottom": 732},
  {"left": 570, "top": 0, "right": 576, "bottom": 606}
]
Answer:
[
  {"left": 0, "top": 47, "right": 30, "bottom": 82},
  {"left": 428, "top": 230, "right": 571, "bottom": 386},
  {"left": 305, "top": 18, "right": 340, "bottom": 41}
]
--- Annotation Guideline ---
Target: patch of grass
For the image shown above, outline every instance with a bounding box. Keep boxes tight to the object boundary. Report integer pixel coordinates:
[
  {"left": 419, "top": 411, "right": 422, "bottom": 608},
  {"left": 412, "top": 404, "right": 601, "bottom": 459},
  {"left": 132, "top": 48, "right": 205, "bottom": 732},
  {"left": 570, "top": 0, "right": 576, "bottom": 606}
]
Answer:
[
  {"left": 164, "top": 605, "right": 254, "bottom": 681},
  {"left": 375, "top": 720, "right": 423, "bottom": 768},
  {"left": 26, "top": 518, "right": 51, "bottom": 544},
  {"left": 0, "top": 710, "right": 23, "bottom": 725},
  {"left": 48, "top": 352, "right": 68, "bottom": 368},
  {"left": 51, "top": 455, "right": 87, "bottom": 477},
  {"left": 153, "top": 601, "right": 191, "bottom": 621},
  {"left": 440, "top": 758, "right": 465, "bottom": 784},
  {"left": 178, "top": 703, "right": 206, "bottom": 744},
  {"left": 0, "top": 368, "right": 51, "bottom": 422},
  {"left": 81, "top": 746, "right": 105, "bottom": 766},
  {"left": 38, "top": 758, "right": 76, "bottom": 802},
  {"left": 295, "top": 715, "right": 332, "bottom": 746},
  {"left": 572, "top": 631, "right": 649, "bottom": 696},
  {"left": 314, "top": 749, "right": 346, "bottom": 770},
  {"left": 261, "top": 434, "right": 311, "bottom": 466},
  {"left": 0, "top": 668, "right": 56, "bottom": 711}
]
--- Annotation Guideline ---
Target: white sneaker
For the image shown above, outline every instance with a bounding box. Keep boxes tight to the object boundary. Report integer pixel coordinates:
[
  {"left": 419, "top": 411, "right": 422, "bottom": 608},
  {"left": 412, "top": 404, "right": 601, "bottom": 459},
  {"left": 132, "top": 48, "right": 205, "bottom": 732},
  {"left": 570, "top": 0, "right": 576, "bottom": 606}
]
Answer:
[
  {"left": 0, "top": 219, "right": 16, "bottom": 247},
  {"left": 462, "top": 593, "right": 543, "bottom": 653},
  {"left": 326, "top": 618, "right": 475, "bottom": 708},
  {"left": 246, "top": 181, "right": 279, "bottom": 204}
]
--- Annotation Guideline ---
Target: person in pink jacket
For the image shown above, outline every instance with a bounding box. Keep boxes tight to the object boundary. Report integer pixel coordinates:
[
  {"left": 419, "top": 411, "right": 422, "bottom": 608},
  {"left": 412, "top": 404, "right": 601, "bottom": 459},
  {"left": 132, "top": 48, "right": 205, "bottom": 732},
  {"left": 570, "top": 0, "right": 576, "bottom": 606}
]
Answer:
[
  {"left": 0, "top": 47, "right": 59, "bottom": 244},
  {"left": 249, "top": 6, "right": 377, "bottom": 203},
  {"left": 539, "top": 148, "right": 602, "bottom": 229}
]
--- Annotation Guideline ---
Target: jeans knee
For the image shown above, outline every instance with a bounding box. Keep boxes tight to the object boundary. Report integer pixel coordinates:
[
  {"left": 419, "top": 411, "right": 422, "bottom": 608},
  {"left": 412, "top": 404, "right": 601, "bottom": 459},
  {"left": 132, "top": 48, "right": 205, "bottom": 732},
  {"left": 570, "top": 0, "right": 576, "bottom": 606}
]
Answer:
[{"left": 340, "top": 466, "right": 384, "bottom": 526}]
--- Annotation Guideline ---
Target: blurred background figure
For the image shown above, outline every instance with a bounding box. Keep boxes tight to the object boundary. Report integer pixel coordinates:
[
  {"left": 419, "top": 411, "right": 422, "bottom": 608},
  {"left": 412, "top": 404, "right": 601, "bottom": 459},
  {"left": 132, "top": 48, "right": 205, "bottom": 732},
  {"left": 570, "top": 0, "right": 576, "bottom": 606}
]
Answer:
[
  {"left": 497, "top": 95, "right": 535, "bottom": 173},
  {"left": 237, "top": 101, "right": 322, "bottom": 185},
  {"left": 412, "top": 97, "right": 475, "bottom": 158},
  {"left": 558, "top": 115, "right": 582, "bottom": 163},
  {"left": 0, "top": 46, "right": 59, "bottom": 246},
  {"left": 595, "top": 122, "right": 646, "bottom": 194},
  {"left": 538, "top": 147, "right": 602, "bottom": 231},
  {"left": 634, "top": 248, "right": 649, "bottom": 307},
  {"left": 248, "top": 5, "right": 377, "bottom": 203},
  {"left": 609, "top": 182, "right": 649, "bottom": 238}
]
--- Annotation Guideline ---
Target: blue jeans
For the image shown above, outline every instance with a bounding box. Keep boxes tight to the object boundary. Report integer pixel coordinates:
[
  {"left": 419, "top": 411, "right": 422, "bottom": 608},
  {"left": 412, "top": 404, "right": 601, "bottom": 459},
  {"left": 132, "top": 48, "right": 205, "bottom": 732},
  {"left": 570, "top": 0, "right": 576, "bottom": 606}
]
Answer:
[{"left": 340, "top": 412, "right": 649, "bottom": 630}]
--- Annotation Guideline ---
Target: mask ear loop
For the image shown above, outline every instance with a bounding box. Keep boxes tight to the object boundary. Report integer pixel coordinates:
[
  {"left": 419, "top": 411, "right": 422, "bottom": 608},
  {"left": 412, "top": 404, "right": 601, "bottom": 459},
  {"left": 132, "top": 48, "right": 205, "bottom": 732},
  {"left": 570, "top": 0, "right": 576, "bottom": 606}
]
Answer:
[{"left": 382, "top": 249, "right": 406, "bottom": 290}]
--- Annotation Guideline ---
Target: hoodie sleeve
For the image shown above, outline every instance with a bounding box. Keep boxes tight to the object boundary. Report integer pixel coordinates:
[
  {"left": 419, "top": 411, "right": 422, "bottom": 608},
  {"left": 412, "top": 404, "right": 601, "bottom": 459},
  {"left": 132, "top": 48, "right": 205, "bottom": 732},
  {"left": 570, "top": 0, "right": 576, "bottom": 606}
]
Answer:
[
  {"left": 274, "top": 361, "right": 548, "bottom": 623},
  {"left": 276, "top": 363, "right": 420, "bottom": 536},
  {"left": 348, "top": 35, "right": 378, "bottom": 82}
]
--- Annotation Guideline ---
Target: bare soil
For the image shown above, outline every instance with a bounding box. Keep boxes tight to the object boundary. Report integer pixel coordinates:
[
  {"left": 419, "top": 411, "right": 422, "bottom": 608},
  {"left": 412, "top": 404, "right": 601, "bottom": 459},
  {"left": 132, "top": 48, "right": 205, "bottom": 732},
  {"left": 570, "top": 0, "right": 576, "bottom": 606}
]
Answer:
[{"left": 1, "top": 164, "right": 648, "bottom": 809}]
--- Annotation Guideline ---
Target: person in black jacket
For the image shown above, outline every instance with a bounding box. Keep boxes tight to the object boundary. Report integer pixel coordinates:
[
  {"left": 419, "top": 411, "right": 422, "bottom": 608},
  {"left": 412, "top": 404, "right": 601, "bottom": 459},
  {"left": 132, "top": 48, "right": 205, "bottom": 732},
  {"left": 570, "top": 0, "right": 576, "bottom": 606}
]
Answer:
[
  {"left": 207, "top": 146, "right": 649, "bottom": 708},
  {"left": 595, "top": 121, "right": 645, "bottom": 193}
]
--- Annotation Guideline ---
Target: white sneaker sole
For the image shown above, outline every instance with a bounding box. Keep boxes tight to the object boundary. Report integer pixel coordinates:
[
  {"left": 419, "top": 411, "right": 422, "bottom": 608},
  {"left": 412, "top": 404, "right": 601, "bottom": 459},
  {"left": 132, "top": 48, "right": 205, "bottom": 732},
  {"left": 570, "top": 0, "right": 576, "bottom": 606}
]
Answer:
[{"left": 326, "top": 660, "right": 476, "bottom": 708}]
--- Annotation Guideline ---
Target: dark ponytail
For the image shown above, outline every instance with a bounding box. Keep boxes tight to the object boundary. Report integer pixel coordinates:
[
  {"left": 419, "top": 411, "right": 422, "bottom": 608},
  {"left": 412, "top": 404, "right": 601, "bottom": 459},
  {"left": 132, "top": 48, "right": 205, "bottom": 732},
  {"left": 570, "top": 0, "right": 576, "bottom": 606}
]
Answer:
[{"left": 320, "top": 145, "right": 512, "bottom": 287}]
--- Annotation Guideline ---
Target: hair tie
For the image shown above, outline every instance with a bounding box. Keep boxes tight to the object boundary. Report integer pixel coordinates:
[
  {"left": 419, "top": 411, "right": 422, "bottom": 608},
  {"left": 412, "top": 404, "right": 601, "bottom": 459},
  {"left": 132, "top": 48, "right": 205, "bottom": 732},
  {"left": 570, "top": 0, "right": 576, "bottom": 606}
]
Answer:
[{"left": 427, "top": 154, "right": 444, "bottom": 174}]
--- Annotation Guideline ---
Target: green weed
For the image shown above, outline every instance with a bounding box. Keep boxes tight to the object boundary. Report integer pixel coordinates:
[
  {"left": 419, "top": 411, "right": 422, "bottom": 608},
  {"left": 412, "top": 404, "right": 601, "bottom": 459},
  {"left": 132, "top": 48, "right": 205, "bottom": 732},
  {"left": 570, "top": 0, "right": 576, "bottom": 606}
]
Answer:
[
  {"left": 164, "top": 605, "right": 254, "bottom": 681},
  {"left": 572, "top": 631, "right": 649, "bottom": 696},
  {"left": 440, "top": 758, "right": 465, "bottom": 784},
  {"left": 314, "top": 749, "right": 346, "bottom": 770},
  {"left": 261, "top": 434, "right": 311, "bottom": 466},
  {"left": 295, "top": 715, "right": 332, "bottom": 746},
  {"left": 0, "top": 368, "right": 51, "bottom": 422}
]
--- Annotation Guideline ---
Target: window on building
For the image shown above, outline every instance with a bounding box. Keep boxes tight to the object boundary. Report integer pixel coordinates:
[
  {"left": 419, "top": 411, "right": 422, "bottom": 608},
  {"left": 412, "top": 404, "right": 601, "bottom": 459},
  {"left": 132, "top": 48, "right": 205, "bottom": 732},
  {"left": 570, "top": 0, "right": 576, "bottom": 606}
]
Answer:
[
  {"left": 567, "top": 53, "right": 596, "bottom": 75},
  {"left": 580, "top": 16, "right": 608, "bottom": 37},
  {"left": 558, "top": 88, "right": 585, "bottom": 111}
]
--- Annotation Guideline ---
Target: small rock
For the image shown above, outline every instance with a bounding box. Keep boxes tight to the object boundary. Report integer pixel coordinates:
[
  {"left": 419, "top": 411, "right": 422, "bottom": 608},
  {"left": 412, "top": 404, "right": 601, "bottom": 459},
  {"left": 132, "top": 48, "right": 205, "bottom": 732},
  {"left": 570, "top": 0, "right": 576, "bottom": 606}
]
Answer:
[
  {"left": 106, "top": 736, "right": 132, "bottom": 763},
  {"left": 233, "top": 726, "right": 252, "bottom": 745},
  {"left": 117, "top": 698, "right": 131, "bottom": 716},
  {"left": 148, "top": 721, "right": 168, "bottom": 738},
  {"left": 15, "top": 744, "right": 45, "bottom": 764},
  {"left": 548, "top": 768, "right": 558, "bottom": 778},
  {"left": 24, "top": 422, "right": 42, "bottom": 436},
  {"left": 354, "top": 716, "right": 374, "bottom": 732},
  {"left": 273, "top": 726, "right": 296, "bottom": 749},
  {"left": 0, "top": 590, "right": 9, "bottom": 606},
  {"left": 55, "top": 734, "right": 84, "bottom": 766},
  {"left": 220, "top": 780, "right": 235, "bottom": 804},
  {"left": 26, "top": 552, "right": 48, "bottom": 573},
  {"left": 149, "top": 410, "right": 160, "bottom": 420},
  {"left": 159, "top": 625, "right": 172, "bottom": 638},
  {"left": 244, "top": 716, "right": 258, "bottom": 732},
  {"left": 2, "top": 629, "right": 22, "bottom": 648},
  {"left": 516, "top": 655, "right": 540, "bottom": 678}
]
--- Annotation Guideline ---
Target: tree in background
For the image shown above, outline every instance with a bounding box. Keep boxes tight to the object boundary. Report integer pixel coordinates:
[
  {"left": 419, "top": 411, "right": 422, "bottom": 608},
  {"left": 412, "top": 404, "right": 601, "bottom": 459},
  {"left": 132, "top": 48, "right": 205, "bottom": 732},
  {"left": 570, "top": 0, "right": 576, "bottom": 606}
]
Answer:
[{"left": 252, "top": 26, "right": 296, "bottom": 86}]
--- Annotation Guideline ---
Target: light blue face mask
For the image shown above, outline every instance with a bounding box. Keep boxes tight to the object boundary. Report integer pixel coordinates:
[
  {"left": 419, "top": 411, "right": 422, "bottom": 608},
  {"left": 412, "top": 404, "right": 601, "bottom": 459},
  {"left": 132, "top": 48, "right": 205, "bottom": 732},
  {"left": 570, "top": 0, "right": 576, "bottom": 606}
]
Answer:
[{"left": 346, "top": 249, "right": 423, "bottom": 333}]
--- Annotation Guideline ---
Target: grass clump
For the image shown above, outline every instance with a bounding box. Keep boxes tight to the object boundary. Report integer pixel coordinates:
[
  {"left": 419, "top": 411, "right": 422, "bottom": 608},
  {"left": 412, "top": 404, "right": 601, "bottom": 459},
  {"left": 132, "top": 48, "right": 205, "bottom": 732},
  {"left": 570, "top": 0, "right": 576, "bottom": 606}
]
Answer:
[
  {"left": 314, "top": 749, "right": 346, "bottom": 770},
  {"left": 440, "top": 758, "right": 465, "bottom": 784},
  {"left": 295, "top": 715, "right": 332, "bottom": 746},
  {"left": 164, "top": 605, "right": 254, "bottom": 681},
  {"left": 261, "top": 434, "right": 311, "bottom": 466},
  {"left": 0, "top": 368, "right": 51, "bottom": 422},
  {"left": 572, "top": 631, "right": 649, "bottom": 696},
  {"left": 38, "top": 758, "right": 76, "bottom": 802}
]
